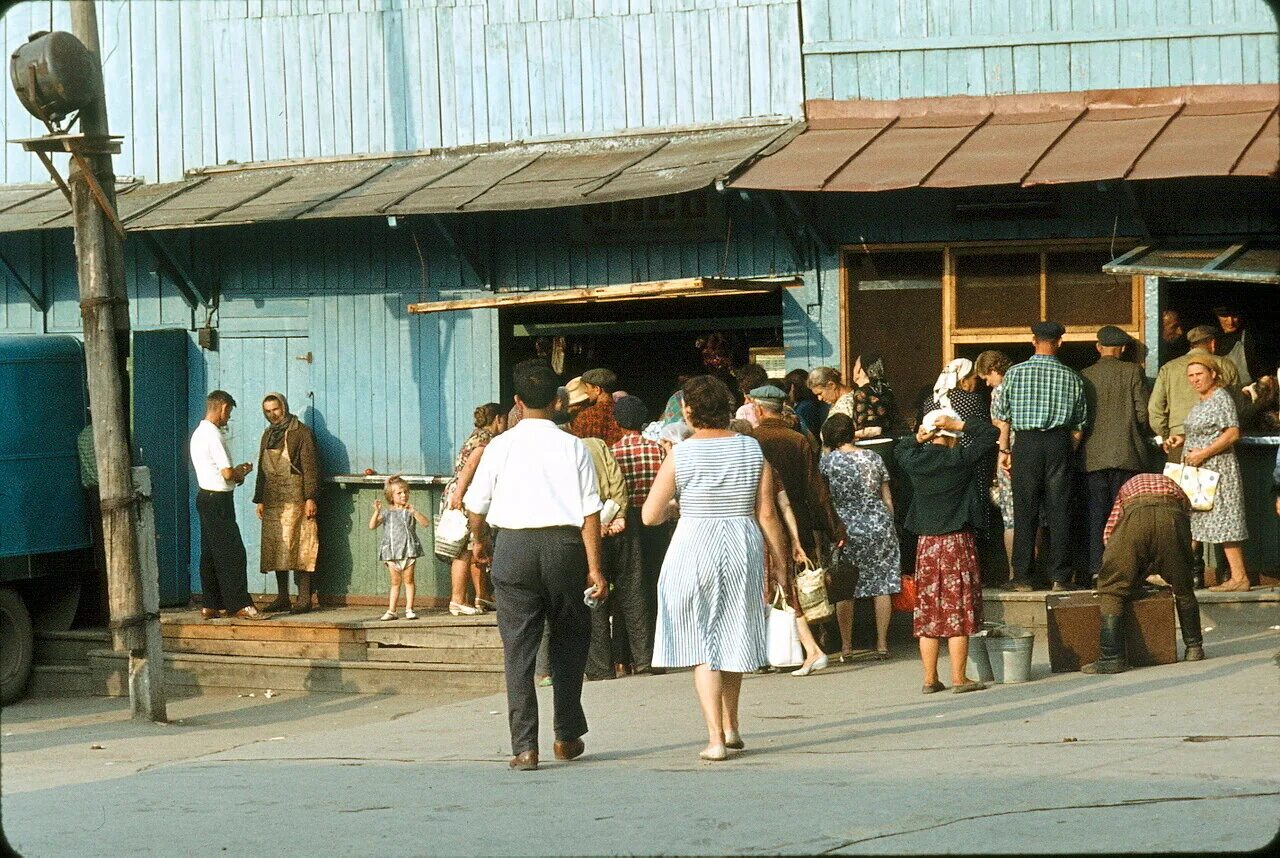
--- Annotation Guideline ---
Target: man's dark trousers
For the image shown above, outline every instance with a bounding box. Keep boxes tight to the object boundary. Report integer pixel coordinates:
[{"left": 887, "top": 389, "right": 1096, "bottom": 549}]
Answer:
[
  {"left": 587, "top": 509, "right": 653, "bottom": 678},
  {"left": 492, "top": 526, "right": 591, "bottom": 755},
  {"left": 196, "top": 489, "right": 252, "bottom": 613},
  {"left": 1087, "top": 468, "right": 1139, "bottom": 577},
  {"left": 1011, "top": 428, "right": 1074, "bottom": 586},
  {"left": 1096, "top": 497, "right": 1195, "bottom": 616}
]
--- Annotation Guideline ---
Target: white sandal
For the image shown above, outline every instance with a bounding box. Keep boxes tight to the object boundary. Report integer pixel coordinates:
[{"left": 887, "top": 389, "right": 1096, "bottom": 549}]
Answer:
[
  {"left": 449, "top": 601, "right": 478, "bottom": 616},
  {"left": 404, "top": 609, "right": 418, "bottom": 620},
  {"left": 380, "top": 611, "right": 397, "bottom": 621}
]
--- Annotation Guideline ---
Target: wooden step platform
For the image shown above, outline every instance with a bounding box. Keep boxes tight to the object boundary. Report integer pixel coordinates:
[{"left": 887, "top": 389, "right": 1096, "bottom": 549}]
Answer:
[{"left": 31, "top": 607, "right": 507, "bottom": 698}]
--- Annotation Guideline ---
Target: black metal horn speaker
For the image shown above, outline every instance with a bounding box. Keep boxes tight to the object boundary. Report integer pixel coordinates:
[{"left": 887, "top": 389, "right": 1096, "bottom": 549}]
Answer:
[{"left": 9, "top": 30, "right": 100, "bottom": 124}]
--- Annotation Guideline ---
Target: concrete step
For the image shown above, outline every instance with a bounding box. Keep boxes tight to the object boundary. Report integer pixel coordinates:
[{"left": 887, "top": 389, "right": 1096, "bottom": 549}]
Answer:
[
  {"left": 34, "top": 630, "right": 111, "bottom": 666},
  {"left": 28, "top": 664, "right": 102, "bottom": 697},
  {"left": 367, "top": 643, "right": 505, "bottom": 665},
  {"left": 87, "top": 649, "right": 505, "bottom": 697}
]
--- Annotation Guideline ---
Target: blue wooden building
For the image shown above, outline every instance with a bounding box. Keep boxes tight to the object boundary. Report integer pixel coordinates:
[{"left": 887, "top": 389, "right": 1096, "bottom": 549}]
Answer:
[{"left": 1, "top": 0, "right": 1276, "bottom": 602}]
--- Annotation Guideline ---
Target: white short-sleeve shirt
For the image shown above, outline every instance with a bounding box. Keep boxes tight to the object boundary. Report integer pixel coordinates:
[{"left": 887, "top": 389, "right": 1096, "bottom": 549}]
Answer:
[
  {"left": 463, "top": 418, "right": 602, "bottom": 529},
  {"left": 190, "top": 420, "right": 233, "bottom": 492}
]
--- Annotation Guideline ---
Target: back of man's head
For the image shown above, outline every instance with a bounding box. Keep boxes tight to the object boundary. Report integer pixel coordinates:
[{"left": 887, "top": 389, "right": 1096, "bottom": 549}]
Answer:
[{"left": 513, "top": 360, "right": 559, "bottom": 410}]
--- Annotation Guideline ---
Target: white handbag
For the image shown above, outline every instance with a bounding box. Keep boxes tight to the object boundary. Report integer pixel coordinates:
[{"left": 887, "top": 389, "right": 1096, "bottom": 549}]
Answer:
[
  {"left": 433, "top": 508, "right": 470, "bottom": 559},
  {"left": 1162, "top": 462, "right": 1220, "bottom": 512},
  {"left": 767, "top": 591, "right": 804, "bottom": 668}
]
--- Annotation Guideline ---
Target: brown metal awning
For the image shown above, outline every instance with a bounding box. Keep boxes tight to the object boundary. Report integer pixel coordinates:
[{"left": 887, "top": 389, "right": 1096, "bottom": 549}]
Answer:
[
  {"left": 0, "top": 120, "right": 800, "bottom": 234},
  {"left": 1104, "top": 242, "right": 1280, "bottom": 284},
  {"left": 732, "top": 85, "right": 1279, "bottom": 192},
  {"left": 407, "top": 276, "right": 801, "bottom": 314}
]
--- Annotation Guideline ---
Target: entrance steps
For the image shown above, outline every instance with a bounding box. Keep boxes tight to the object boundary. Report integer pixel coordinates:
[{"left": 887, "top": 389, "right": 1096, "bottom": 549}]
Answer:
[{"left": 30, "top": 608, "right": 505, "bottom": 698}]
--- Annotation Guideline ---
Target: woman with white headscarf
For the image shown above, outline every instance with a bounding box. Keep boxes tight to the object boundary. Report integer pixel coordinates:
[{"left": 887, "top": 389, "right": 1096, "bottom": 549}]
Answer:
[{"left": 918, "top": 359, "right": 988, "bottom": 447}]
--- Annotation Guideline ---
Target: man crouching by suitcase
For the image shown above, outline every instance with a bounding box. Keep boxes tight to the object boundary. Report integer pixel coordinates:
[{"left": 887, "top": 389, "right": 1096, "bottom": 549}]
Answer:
[{"left": 1083, "top": 474, "right": 1205, "bottom": 673}]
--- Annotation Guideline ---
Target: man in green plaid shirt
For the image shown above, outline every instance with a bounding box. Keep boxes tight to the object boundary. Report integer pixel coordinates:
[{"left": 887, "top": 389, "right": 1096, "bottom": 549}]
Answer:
[{"left": 991, "top": 321, "right": 1088, "bottom": 591}]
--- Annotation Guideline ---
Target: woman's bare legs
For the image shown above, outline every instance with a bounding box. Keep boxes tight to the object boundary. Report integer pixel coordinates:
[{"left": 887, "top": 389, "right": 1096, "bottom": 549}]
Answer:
[
  {"left": 693, "top": 665, "right": 726, "bottom": 756},
  {"left": 836, "top": 599, "right": 854, "bottom": 656},
  {"left": 873, "top": 595, "right": 892, "bottom": 653},
  {"left": 796, "top": 615, "right": 825, "bottom": 667},
  {"left": 919, "top": 637, "right": 940, "bottom": 685},
  {"left": 1004, "top": 529, "right": 1015, "bottom": 580},
  {"left": 720, "top": 671, "right": 742, "bottom": 737},
  {"left": 946, "top": 636, "right": 972, "bottom": 686},
  {"left": 469, "top": 558, "right": 493, "bottom": 604},
  {"left": 1214, "top": 543, "right": 1250, "bottom": 590},
  {"left": 449, "top": 551, "right": 471, "bottom": 605}
]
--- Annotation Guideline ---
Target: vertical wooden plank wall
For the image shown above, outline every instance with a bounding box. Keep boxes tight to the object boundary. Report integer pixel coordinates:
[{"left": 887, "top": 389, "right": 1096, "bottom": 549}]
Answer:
[
  {"left": 0, "top": 0, "right": 805, "bottom": 185},
  {"left": 801, "top": 0, "right": 1279, "bottom": 100}
]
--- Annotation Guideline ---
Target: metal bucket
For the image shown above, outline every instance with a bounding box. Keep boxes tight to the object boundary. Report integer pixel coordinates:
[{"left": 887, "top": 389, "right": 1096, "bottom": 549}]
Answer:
[
  {"left": 985, "top": 625, "right": 1034, "bottom": 683},
  {"left": 966, "top": 623, "right": 998, "bottom": 682}
]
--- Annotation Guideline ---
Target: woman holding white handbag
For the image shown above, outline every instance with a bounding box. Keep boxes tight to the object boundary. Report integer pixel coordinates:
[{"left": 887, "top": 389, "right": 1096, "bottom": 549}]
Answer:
[
  {"left": 1166, "top": 361, "right": 1250, "bottom": 592},
  {"left": 443, "top": 403, "right": 507, "bottom": 614}
]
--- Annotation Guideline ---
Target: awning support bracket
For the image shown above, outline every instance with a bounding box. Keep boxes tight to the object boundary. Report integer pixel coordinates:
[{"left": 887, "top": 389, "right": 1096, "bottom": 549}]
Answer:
[
  {"left": 428, "top": 214, "right": 490, "bottom": 288},
  {"left": 780, "top": 192, "right": 835, "bottom": 256},
  {"left": 744, "top": 191, "right": 809, "bottom": 270},
  {"left": 0, "top": 249, "right": 45, "bottom": 311},
  {"left": 141, "top": 233, "right": 211, "bottom": 308}
]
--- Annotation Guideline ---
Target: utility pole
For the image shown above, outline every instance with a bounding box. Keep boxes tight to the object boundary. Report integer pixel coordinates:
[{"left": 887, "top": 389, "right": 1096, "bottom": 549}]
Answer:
[{"left": 67, "top": 0, "right": 166, "bottom": 722}]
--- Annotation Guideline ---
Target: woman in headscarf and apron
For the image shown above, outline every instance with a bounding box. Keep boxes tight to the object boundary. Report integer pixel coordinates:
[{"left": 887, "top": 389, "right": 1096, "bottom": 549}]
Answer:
[
  {"left": 918, "top": 358, "right": 993, "bottom": 532},
  {"left": 254, "top": 393, "right": 321, "bottom": 613}
]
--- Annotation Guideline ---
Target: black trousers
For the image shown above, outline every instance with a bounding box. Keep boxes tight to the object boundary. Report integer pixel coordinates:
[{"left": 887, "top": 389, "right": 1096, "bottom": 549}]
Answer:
[
  {"left": 587, "top": 510, "right": 654, "bottom": 677},
  {"left": 196, "top": 489, "right": 252, "bottom": 613},
  {"left": 1086, "top": 468, "right": 1139, "bottom": 576},
  {"left": 1011, "top": 428, "right": 1073, "bottom": 585},
  {"left": 492, "top": 526, "right": 591, "bottom": 755}
]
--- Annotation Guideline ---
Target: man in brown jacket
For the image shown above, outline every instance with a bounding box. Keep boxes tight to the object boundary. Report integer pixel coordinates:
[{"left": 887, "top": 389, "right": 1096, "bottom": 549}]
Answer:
[
  {"left": 253, "top": 393, "right": 320, "bottom": 613},
  {"left": 750, "top": 385, "right": 846, "bottom": 556},
  {"left": 1080, "top": 326, "right": 1151, "bottom": 582}
]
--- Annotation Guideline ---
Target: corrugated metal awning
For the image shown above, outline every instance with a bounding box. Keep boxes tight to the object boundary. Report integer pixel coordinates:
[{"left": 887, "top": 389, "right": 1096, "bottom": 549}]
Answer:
[
  {"left": 407, "top": 276, "right": 800, "bottom": 314},
  {"left": 732, "top": 85, "right": 1279, "bottom": 193},
  {"left": 1104, "top": 242, "right": 1280, "bottom": 284},
  {"left": 0, "top": 120, "right": 799, "bottom": 234}
]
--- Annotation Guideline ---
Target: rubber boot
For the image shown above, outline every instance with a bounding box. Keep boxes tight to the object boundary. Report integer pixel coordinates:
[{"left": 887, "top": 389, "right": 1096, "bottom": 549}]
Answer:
[
  {"left": 1082, "top": 614, "right": 1128, "bottom": 674},
  {"left": 1175, "top": 594, "right": 1204, "bottom": 661},
  {"left": 263, "top": 571, "right": 292, "bottom": 613},
  {"left": 292, "top": 572, "right": 314, "bottom": 614}
]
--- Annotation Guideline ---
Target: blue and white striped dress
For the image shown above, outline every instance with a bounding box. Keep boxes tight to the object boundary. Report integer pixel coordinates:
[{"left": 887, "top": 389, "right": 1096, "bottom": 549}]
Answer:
[{"left": 653, "top": 434, "right": 768, "bottom": 672}]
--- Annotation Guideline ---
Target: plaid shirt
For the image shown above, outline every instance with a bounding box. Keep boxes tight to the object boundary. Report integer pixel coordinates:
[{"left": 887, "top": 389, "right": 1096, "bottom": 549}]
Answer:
[
  {"left": 611, "top": 431, "right": 666, "bottom": 509},
  {"left": 1102, "top": 473, "right": 1190, "bottom": 544},
  {"left": 991, "top": 354, "right": 1088, "bottom": 432},
  {"left": 570, "top": 398, "right": 625, "bottom": 446}
]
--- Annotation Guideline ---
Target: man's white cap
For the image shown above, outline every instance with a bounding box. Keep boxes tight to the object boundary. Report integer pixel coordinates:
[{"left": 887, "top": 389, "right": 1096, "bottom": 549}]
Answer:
[{"left": 922, "top": 408, "right": 961, "bottom": 438}]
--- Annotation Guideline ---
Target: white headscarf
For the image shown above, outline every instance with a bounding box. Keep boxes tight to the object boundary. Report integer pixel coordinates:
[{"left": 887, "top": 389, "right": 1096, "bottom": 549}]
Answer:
[
  {"left": 921, "top": 407, "right": 961, "bottom": 438},
  {"left": 660, "top": 422, "right": 694, "bottom": 446},
  {"left": 932, "top": 358, "right": 974, "bottom": 412}
]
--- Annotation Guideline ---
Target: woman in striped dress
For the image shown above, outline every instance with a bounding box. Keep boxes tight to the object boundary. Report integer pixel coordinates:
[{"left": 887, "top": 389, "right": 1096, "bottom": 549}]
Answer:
[{"left": 643, "top": 376, "right": 790, "bottom": 762}]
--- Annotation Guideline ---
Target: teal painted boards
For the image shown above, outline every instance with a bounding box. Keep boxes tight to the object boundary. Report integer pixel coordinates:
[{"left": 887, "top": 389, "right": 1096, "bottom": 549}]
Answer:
[{"left": 132, "top": 330, "right": 191, "bottom": 606}]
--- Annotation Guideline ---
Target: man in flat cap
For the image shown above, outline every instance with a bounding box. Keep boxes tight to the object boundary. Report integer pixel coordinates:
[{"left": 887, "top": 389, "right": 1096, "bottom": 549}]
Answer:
[
  {"left": 569, "top": 368, "right": 625, "bottom": 446},
  {"left": 1150, "top": 325, "right": 1240, "bottom": 464},
  {"left": 1080, "top": 326, "right": 1150, "bottom": 583},
  {"left": 991, "top": 321, "right": 1087, "bottom": 591}
]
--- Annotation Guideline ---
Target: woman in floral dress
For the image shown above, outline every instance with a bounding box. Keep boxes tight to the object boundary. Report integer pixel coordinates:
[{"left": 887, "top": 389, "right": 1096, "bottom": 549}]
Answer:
[
  {"left": 820, "top": 414, "right": 901, "bottom": 661},
  {"left": 443, "top": 402, "right": 505, "bottom": 614},
  {"left": 896, "top": 409, "right": 999, "bottom": 694}
]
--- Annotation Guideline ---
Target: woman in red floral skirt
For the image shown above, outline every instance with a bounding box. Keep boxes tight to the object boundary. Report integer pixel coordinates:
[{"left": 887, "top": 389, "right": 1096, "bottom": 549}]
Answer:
[{"left": 895, "top": 408, "right": 999, "bottom": 694}]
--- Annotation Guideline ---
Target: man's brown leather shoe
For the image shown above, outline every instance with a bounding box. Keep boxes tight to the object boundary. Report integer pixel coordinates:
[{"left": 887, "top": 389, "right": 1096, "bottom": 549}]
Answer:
[
  {"left": 200, "top": 608, "right": 220, "bottom": 620},
  {"left": 553, "top": 738, "right": 585, "bottom": 761},
  {"left": 509, "top": 750, "right": 538, "bottom": 771}
]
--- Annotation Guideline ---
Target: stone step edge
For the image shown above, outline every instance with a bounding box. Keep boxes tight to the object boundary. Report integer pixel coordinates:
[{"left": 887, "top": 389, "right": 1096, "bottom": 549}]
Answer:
[{"left": 85, "top": 648, "right": 505, "bottom": 673}]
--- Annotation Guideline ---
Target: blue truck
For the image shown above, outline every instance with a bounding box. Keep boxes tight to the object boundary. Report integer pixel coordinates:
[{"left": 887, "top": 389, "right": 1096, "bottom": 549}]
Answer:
[{"left": 0, "top": 335, "right": 94, "bottom": 704}]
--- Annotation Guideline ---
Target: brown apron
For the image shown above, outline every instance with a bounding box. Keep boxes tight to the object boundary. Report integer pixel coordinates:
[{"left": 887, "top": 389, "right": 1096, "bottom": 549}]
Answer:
[{"left": 260, "top": 431, "right": 319, "bottom": 573}]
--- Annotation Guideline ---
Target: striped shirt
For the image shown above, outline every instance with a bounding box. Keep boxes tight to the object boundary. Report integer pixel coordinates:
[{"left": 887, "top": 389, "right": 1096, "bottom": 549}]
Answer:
[
  {"left": 611, "top": 431, "right": 665, "bottom": 509},
  {"left": 991, "top": 354, "right": 1088, "bottom": 432},
  {"left": 1102, "top": 474, "right": 1190, "bottom": 544}
]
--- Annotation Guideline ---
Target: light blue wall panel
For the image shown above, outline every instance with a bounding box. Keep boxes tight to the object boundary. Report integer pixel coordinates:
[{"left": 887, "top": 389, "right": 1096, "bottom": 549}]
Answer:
[
  {"left": 803, "top": 0, "right": 1279, "bottom": 100},
  {"left": 1, "top": 0, "right": 804, "bottom": 185}
]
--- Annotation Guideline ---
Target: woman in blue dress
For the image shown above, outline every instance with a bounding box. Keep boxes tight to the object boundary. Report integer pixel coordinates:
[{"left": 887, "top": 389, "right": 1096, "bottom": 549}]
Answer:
[{"left": 643, "top": 376, "right": 790, "bottom": 762}]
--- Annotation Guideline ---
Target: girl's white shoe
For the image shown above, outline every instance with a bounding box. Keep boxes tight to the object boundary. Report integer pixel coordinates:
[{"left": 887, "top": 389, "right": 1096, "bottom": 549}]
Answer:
[
  {"left": 380, "top": 611, "right": 397, "bottom": 621},
  {"left": 404, "top": 609, "right": 418, "bottom": 620}
]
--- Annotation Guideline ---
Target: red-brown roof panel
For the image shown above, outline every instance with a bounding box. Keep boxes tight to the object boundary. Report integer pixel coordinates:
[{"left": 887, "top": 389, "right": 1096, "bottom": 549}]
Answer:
[
  {"left": 730, "top": 122, "right": 891, "bottom": 191},
  {"left": 1023, "top": 104, "right": 1181, "bottom": 185},
  {"left": 923, "top": 110, "right": 1082, "bottom": 188},
  {"left": 823, "top": 114, "right": 988, "bottom": 192},
  {"left": 1231, "top": 110, "right": 1279, "bottom": 177},
  {"left": 1128, "top": 102, "right": 1277, "bottom": 180}
]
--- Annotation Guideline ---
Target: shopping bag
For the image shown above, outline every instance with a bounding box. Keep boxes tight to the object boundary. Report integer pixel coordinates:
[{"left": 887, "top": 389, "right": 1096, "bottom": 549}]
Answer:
[
  {"left": 767, "top": 592, "right": 804, "bottom": 668},
  {"left": 795, "top": 560, "right": 834, "bottom": 623},
  {"left": 890, "top": 575, "right": 917, "bottom": 613},
  {"left": 1162, "top": 462, "right": 1219, "bottom": 512},
  {"left": 433, "top": 508, "right": 469, "bottom": 560}
]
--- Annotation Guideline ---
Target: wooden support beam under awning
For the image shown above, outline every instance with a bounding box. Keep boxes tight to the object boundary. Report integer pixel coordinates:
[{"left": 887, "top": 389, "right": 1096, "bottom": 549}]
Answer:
[{"left": 406, "top": 276, "right": 802, "bottom": 314}]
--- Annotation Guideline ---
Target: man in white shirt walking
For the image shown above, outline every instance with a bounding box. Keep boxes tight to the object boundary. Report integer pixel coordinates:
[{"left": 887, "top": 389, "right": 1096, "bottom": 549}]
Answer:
[
  {"left": 190, "top": 390, "right": 263, "bottom": 620},
  {"left": 465, "top": 360, "right": 607, "bottom": 771}
]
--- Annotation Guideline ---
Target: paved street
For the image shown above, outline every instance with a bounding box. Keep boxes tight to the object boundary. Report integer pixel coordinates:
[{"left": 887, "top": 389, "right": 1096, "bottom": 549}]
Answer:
[{"left": 3, "top": 623, "right": 1278, "bottom": 856}]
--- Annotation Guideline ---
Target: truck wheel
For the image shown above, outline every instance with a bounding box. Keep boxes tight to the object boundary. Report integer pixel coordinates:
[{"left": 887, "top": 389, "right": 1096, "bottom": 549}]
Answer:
[{"left": 0, "top": 587, "right": 34, "bottom": 705}]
